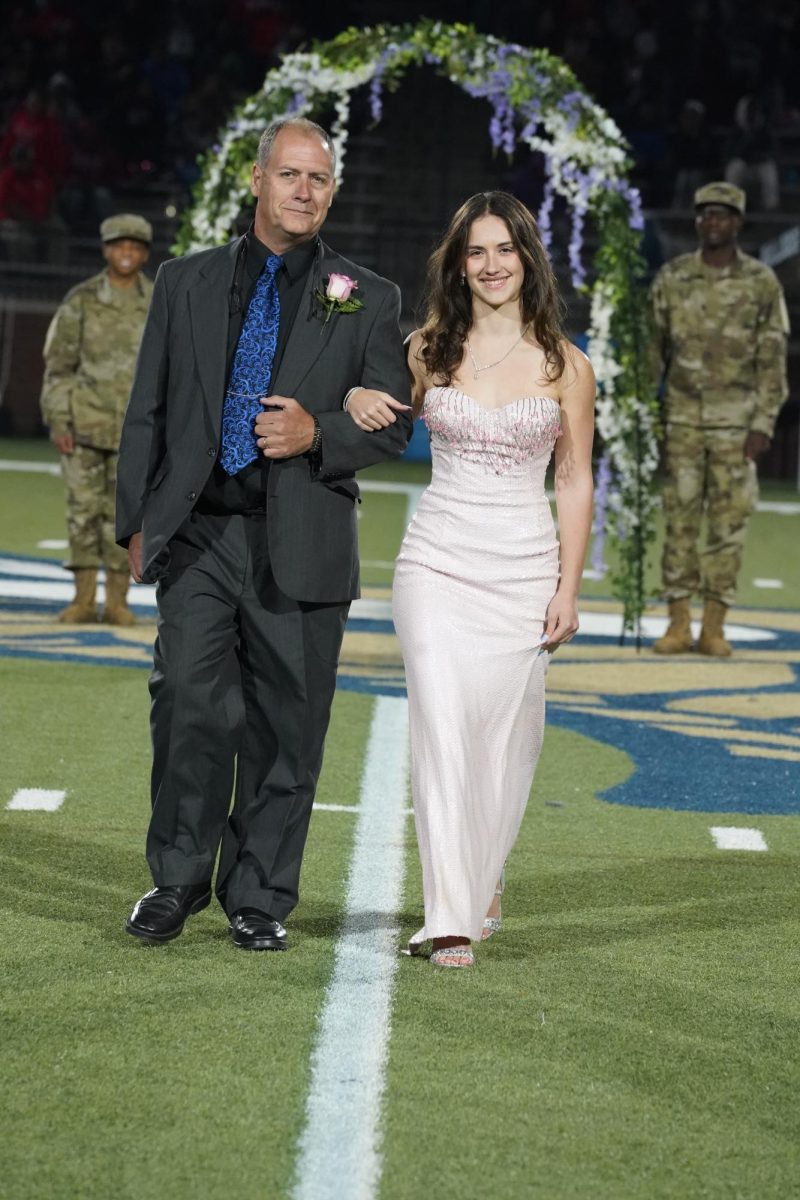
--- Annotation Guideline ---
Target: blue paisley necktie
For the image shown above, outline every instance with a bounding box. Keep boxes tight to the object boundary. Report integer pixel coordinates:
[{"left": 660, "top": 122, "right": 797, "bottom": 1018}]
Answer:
[{"left": 219, "top": 252, "right": 283, "bottom": 476}]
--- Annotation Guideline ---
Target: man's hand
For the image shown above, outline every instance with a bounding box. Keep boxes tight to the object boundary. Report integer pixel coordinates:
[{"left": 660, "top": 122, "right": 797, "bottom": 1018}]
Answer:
[
  {"left": 255, "top": 396, "right": 315, "bottom": 459},
  {"left": 128, "top": 531, "right": 143, "bottom": 583},
  {"left": 745, "top": 431, "right": 770, "bottom": 462},
  {"left": 346, "top": 389, "right": 411, "bottom": 431},
  {"left": 52, "top": 431, "right": 75, "bottom": 455}
]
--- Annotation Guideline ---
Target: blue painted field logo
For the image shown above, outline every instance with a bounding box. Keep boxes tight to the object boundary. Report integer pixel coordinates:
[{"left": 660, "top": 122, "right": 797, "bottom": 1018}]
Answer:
[{"left": 2, "top": 552, "right": 798, "bottom": 818}]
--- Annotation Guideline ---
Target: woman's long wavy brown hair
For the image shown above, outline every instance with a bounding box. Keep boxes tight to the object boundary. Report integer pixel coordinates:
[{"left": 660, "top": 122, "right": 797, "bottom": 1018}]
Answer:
[{"left": 418, "top": 191, "right": 566, "bottom": 384}]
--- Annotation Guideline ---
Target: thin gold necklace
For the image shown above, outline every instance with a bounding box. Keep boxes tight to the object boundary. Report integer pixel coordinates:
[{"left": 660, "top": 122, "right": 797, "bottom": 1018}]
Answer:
[{"left": 466, "top": 325, "right": 530, "bottom": 379}]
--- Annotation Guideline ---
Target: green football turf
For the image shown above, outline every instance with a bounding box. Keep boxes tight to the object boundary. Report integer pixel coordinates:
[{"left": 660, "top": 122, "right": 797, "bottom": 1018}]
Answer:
[
  {"left": 386, "top": 728, "right": 800, "bottom": 1200},
  {"left": 2, "top": 438, "right": 799, "bottom": 1198},
  {"left": 2, "top": 664, "right": 798, "bottom": 1198},
  {"left": 1, "top": 660, "right": 368, "bottom": 1199}
]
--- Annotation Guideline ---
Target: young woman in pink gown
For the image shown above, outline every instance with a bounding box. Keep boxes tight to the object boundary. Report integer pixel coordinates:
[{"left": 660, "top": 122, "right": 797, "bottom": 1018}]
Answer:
[{"left": 346, "top": 192, "right": 595, "bottom": 967}]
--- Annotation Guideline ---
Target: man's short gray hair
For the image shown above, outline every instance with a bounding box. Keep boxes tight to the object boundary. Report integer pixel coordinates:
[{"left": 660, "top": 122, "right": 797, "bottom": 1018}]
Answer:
[{"left": 256, "top": 117, "right": 336, "bottom": 174}]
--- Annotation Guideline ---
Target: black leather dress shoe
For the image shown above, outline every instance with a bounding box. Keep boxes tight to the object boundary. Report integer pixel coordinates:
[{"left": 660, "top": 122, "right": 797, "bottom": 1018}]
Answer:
[
  {"left": 126, "top": 883, "right": 212, "bottom": 943},
  {"left": 229, "top": 908, "right": 288, "bottom": 951}
]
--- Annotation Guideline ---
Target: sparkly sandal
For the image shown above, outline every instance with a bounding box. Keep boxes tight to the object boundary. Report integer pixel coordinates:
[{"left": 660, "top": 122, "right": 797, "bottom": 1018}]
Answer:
[
  {"left": 430, "top": 943, "right": 475, "bottom": 968},
  {"left": 481, "top": 870, "right": 506, "bottom": 941}
]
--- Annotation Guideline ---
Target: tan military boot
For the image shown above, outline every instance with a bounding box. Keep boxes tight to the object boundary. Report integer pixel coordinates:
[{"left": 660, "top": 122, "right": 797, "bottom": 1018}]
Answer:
[
  {"left": 102, "top": 569, "right": 136, "bottom": 626},
  {"left": 696, "top": 599, "right": 732, "bottom": 657},
  {"left": 653, "top": 598, "right": 693, "bottom": 654},
  {"left": 58, "top": 568, "right": 98, "bottom": 623}
]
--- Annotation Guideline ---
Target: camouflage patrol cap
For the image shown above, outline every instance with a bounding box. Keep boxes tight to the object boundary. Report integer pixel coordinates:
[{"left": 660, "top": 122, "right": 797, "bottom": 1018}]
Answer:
[
  {"left": 693, "top": 182, "right": 746, "bottom": 215},
  {"left": 99, "top": 213, "right": 153, "bottom": 245}
]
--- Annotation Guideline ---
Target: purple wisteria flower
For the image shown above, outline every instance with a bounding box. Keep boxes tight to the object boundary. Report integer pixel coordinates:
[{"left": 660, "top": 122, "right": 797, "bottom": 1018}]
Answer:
[
  {"left": 568, "top": 204, "right": 587, "bottom": 288},
  {"left": 569, "top": 169, "right": 592, "bottom": 288},
  {"left": 519, "top": 98, "right": 542, "bottom": 142},
  {"left": 557, "top": 161, "right": 591, "bottom": 287},
  {"left": 369, "top": 43, "right": 413, "bottom": 123},
  {"left": 556, "top": 90, "right": 588, "bottom": 132},
  {"left": 537, "top": 164, "right": 555, "bottom": 254},
  {"left": 369, "top": 47, "right": 394, "bottom": 123},
  {"left": 601, "top": 179, "right": 646, "bottom": 231},
  {"left": 463, "top": 42, "right": 523, "bottom": 156},
  {"left": 626, "top": 185, "right": 645, "bottom": 230}
]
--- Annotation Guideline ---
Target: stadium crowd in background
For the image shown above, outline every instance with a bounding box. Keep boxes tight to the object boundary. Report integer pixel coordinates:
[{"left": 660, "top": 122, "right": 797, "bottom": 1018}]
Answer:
[{"left": 0, "top": 0, "right": 799, "bottom": 252}]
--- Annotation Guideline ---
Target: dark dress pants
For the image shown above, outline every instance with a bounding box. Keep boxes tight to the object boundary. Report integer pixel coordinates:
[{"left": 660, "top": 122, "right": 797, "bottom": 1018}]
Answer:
[{"left": 146, "top": 510, "right": 348, "bottom": 919}]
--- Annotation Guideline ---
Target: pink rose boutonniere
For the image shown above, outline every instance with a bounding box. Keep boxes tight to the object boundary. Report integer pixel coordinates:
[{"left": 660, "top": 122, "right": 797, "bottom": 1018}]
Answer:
[{"left": 315, "top": 272, "right": 364, "bottom": 325}]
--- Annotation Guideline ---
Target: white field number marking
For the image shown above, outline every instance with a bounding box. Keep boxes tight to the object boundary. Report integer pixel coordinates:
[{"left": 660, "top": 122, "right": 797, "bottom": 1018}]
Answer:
[
  {"left": 710, "top": 826, "right": 768, "bottom": 851},
  {"left": 8, "top": 788, "right": 66, "bottom": 811}
]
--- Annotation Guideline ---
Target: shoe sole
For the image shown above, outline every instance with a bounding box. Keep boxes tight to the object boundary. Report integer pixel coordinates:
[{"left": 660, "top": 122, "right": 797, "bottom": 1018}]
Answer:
[
  {"left": 125, "top": 890, "right": 212, "bottom": 944},
  {"left": 230, "top": 935, "right": 288, "bottom": 951}
]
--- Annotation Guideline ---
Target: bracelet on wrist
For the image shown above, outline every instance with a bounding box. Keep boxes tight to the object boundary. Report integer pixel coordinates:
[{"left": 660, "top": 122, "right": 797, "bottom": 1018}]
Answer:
[
  {"left": 309, "top": 415, "right": 322, "bottom": 457},
  {"left": 343, "top": 386, "right": 364, "bottom": 411}
]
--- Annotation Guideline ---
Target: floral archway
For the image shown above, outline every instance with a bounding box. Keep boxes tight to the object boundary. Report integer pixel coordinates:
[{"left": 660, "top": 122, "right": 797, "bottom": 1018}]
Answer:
[{"left": 177, "top": 21, "right": 658, "bottom": 637}]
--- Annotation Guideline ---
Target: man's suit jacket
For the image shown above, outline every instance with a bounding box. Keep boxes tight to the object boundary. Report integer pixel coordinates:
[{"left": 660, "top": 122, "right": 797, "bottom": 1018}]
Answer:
[{"left": 116, "top": 236, "right": 412, "bottom": 602}]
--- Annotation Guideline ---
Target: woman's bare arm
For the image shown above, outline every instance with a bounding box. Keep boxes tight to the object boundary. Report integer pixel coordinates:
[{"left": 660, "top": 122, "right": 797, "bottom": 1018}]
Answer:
[{"left": 542, "top": 344, "right": 596, "bottom": 648}]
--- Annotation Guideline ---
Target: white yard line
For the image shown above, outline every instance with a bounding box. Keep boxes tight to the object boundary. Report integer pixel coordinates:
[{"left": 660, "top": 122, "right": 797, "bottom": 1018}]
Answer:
[
  {"left": 293, "top": 694, "right": 410, "bottom": 1200},
  {"left": 0, "top": 459, "right": 61, "bottom": 476},
  {"left": 7, "top": 788, "right": 65, "bottom": 811},
  {"left": 756, "top": 501, "right": 800, "bottom": 515},
  {"left": 4, "top": 457, "right": 800, "bottom": 517},
  {"left": 710, "top": 826, "right": 768, "bottom": 851},
  {"left": 359, "top": 480, "right": 425, "bottom": 509},
  {"left": 0, "top": 555, "right": 81, "bottom": 580}
]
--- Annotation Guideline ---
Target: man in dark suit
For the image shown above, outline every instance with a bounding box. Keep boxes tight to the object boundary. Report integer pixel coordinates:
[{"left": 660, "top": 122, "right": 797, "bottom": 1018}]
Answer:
[{"left": 117, "top": 117, "right": 412, "bottom": 950}]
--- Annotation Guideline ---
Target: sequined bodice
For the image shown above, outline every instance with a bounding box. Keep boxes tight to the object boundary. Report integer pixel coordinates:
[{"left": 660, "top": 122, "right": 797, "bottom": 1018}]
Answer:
[{"left": 422, "top": 386, "right": 561, "bottom": 475}]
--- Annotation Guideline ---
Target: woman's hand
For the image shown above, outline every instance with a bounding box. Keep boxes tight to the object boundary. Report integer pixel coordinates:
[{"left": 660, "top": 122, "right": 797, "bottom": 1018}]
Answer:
[
  {"left": 346, "top": 389, "right": 411, "bottom": 431},
  {"left": 541, "top": 588, "right": 579, "bottom": 651}
]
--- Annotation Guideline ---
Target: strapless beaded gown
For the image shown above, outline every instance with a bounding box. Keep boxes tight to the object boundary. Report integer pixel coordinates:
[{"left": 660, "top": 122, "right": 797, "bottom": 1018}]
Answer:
[{"left": 393, "top": 386, "right": 562, "bottom": 947}]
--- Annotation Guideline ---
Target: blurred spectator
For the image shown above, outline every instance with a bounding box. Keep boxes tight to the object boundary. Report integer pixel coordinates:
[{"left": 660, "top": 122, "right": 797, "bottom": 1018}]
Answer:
[
  {"left": 229, "top": 0, "right": 289, "bottom": 61},
  {"left": 670, "top": 99, "right": 716, "bottom": 209},
  {"left": 47, "top": 72, "right": 82, "bottom": 132},
  {"left": 725, "top": 91, "right": 781, "bottom": 211},
  {"left": 0, "top": 141, "right": 54, "bottom": 221},
  {"left": 57, "top": 115, "right": 117, "bottom": 226},
  {"left": 0, "top": 140, "right": 61, "bottom": 260},
  {"left": 0, "top": 87, "right": 67, "bottom": 182}
]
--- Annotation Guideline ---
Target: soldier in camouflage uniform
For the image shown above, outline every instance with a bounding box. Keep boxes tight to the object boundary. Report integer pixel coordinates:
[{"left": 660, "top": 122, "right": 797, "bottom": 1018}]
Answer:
[
  {"left": 40, "top": 213, "right": 153, "bottom": 624},
  {"left": 649, "top": 182, "right": 789, "bottom": 656}
]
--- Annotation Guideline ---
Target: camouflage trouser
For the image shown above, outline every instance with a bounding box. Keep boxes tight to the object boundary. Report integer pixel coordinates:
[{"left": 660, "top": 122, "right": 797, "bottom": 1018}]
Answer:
[
  {"left": 60, "top": 443, "right": 128, "bottom": 572},
  {"left": 661, "top": 424, "right": 758, "bottom": 606}
]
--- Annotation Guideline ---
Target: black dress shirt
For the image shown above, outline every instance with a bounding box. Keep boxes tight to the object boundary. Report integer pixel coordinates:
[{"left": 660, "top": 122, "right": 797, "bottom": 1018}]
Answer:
[{"left": 198, "top": 231, "right": 319, "bottom": 515}]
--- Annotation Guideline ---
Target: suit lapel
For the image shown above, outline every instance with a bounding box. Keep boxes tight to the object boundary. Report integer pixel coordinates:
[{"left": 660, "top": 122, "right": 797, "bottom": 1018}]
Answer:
[
  {"left": 273, "top": 241, "right": 343, "bottom": 402},
  {"left": 188, "top": 239, "right": 240, "bottom": 425}
]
